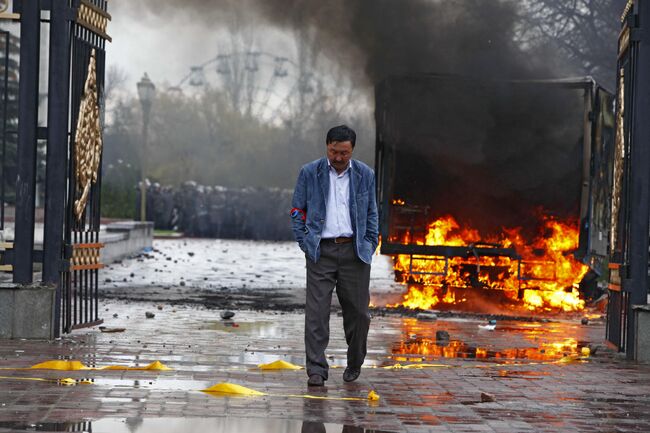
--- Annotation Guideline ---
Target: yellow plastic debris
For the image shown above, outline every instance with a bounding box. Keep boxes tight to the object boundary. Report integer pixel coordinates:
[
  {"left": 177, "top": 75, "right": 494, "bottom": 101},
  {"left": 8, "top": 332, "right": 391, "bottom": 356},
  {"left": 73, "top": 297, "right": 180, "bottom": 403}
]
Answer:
[
  {"left": 28, "top": 360, "right": 172, "bottom": 371},
  {"left": 101, "top": 361, "right": 172, "bottom": 371},
  {"left": 580, "top": 347, "right": 591, "bottom": 357},
  {"left": 200, "top": 383, "right": 380, "bottom": 403},
  {"left": 202, "top": 382, "right": 267, "bottom": 396},
  {"left": 30, "top": 360, "right": 90, "bottom": 371},
  {"left": 58, "top": 378, "right": 77, "bottom": 386},
  {"left": 258, "top": 360, "right": 303, "bottom": 370},
  {"left": 140, "top": 361, "right": 172, "bottom": 371}
]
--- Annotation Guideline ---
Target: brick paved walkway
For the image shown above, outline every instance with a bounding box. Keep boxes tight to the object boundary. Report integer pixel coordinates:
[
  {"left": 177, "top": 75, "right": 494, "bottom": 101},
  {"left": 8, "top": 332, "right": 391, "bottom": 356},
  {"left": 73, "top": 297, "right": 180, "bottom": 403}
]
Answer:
[{"left": 1, "top": 300, "right": 650, "bottom": 432}]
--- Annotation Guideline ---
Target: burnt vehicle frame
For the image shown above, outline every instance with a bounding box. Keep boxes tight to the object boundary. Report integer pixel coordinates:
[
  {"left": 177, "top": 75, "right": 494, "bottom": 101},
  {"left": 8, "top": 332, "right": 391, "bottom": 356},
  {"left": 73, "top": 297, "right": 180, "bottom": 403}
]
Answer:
[{"left": 374, "top": 74, "right": 615, "bottom": 292}]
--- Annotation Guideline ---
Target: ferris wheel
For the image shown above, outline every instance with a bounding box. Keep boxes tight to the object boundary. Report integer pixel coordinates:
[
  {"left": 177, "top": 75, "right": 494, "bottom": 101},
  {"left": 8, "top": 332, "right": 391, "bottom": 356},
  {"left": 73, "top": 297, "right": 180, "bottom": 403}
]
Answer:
[{"left": 169, "top": 50, "right": 322, "bottom": 124}]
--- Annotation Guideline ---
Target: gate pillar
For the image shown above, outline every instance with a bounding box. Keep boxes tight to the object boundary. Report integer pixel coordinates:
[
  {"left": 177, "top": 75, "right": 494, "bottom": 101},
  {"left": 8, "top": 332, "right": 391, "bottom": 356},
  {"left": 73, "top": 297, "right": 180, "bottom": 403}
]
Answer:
[
  {"left": 624, "top": 0, "right": 650, "bottom": 360},
  {"left": 44, "top": 0, "right": 74, "bottom": 338},
  {"left": 13, "top": 0, "right": 40, "bottom": 283}
]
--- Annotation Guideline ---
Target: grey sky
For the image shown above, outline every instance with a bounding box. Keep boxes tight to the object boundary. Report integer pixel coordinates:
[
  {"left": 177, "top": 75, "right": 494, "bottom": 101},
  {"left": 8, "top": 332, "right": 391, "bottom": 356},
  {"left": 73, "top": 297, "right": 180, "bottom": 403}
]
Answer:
[{"left": 105, "top": 4, "right": 296, "bottom": 93}]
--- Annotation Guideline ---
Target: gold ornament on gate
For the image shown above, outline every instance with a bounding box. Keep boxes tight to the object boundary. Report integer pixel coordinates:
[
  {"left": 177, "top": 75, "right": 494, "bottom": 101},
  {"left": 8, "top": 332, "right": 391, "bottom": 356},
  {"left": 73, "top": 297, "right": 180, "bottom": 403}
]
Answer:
[{"left": 74, "top": 49, "right": 103, "bottom": 220}]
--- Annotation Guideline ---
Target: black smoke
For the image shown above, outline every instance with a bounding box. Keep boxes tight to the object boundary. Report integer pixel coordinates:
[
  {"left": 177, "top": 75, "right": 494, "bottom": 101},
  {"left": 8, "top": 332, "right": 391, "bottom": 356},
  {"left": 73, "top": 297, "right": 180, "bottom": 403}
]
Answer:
[
  {"left": 378, "top": 75, "right": 587, "bottom": 237},
  {"left": 119, "top": 0, "right": 600, "bottom": 239}
]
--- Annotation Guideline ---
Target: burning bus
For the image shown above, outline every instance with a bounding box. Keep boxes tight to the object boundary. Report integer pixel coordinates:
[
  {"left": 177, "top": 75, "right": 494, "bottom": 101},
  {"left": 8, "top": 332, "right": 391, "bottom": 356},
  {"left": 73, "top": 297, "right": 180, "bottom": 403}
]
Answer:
[{"left": 375, "top": 74, "right": 615, "bottom": 314}]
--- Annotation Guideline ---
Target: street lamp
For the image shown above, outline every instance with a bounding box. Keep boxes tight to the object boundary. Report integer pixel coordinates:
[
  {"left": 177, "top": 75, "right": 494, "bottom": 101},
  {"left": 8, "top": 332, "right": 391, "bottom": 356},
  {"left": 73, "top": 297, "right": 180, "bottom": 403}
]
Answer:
[{"left": 136, "top": 73, "right": 155, "bottom": 222}]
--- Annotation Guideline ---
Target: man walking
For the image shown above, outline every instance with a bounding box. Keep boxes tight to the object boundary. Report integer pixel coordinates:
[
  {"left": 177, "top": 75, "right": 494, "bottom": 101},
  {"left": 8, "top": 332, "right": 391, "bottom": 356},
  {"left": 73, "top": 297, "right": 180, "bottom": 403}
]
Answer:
[{"left": 290, "top": 125, "right": 379, "bottom": 387}]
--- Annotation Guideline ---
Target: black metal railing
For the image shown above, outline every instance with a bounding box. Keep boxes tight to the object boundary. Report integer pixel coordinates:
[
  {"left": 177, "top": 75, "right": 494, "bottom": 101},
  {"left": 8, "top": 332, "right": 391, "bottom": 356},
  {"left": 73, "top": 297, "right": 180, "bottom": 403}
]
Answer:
[{"left": 60, "top": 0, "right": 108, "bottom": 333}]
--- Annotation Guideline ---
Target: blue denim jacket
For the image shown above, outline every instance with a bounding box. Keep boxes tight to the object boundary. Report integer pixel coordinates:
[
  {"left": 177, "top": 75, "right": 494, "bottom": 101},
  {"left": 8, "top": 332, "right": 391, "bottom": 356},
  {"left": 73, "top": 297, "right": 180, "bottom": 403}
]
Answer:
[{"left": 291, "top": 157, "right": 379, "bottom": 264}]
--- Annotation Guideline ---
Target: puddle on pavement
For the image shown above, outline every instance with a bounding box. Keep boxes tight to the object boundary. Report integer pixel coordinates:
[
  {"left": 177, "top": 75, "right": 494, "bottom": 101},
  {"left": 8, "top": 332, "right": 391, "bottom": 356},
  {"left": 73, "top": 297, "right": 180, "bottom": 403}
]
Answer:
[
  {"left": 0, "top": 417, "right": 395, "bottom": 433},
  {"left": 200, "top": 320, "right": 288, "bottom": 338},
  {"left": 91, "top": 378, "right": 213, "bottom": 392},
  {"left": 392, "top": 318, "right": 591, "bottom": 361},
  {"left": 392, "top": 336, "right": 588, "bottom": 361}
]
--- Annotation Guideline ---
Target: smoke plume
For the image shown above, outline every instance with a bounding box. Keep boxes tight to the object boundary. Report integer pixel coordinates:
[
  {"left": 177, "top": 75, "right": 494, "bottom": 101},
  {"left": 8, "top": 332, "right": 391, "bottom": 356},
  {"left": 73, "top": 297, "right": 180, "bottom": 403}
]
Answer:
[
  {"left": 117, "top": 0, "right": 593, "bottom": 238},
  {"left": 117, "top": 0, "right": 551, "bottom": 87}
]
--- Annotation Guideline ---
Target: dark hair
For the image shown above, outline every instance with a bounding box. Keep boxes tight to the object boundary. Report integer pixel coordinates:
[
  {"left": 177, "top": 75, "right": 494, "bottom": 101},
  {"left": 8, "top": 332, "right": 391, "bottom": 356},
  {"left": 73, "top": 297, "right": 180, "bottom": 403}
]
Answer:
[{"left": 326, "top": 125, "right": 356, "bottom": 147}]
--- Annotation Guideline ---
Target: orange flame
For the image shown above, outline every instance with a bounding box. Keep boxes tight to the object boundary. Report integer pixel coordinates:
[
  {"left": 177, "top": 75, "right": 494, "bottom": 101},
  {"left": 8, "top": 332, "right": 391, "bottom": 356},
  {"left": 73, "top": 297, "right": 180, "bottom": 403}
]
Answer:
[{"left": 390, "top": 214, "right": 588, "bottom": 312}]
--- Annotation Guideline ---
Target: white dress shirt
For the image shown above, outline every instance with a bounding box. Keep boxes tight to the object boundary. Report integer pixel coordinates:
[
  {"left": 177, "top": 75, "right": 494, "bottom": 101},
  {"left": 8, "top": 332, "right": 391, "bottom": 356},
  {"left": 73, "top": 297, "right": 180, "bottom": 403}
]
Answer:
[{"left": 321, "top": 160, "right": 354, "bottom": 239}]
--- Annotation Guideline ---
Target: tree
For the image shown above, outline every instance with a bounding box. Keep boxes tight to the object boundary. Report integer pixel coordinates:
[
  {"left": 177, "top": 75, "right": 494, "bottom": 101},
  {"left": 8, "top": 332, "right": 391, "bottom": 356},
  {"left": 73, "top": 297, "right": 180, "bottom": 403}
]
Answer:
[{"left": 517, "top": 0, "right": 628, "bottom": 88}]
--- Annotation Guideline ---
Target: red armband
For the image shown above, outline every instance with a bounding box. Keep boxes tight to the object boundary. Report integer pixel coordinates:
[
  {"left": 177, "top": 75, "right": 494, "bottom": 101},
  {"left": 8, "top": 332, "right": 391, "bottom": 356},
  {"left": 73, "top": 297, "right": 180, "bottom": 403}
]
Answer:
[{"left": 290, "top": 207, "right": 306, "bottom": 221}]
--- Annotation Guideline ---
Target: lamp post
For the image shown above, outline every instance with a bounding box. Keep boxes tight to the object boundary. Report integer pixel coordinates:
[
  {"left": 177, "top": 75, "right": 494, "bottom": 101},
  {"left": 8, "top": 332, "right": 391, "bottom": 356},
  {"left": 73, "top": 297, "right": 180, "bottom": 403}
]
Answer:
[{"left": 136, "top": 73, "right": 155, "bottom": 222}]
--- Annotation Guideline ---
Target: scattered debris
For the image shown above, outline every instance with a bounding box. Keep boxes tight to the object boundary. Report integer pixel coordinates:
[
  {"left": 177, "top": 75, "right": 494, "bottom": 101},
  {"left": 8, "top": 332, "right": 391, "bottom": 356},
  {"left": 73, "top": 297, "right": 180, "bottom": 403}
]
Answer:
[
  {"left": 157, "top": 305, "right": 164, "bottom": 310},
  {"left": 479, "top": 323, "right": 496, "bottom": 331},
  {"left": 145, "top": 312, "right": 155, "bottom": 319},
  {"left": 221, "top": 311, "right": 235, "bottom": 320},
  {"left": 416, "top": 311, "right": 438, "bottom": 321},
  {"left": 581, "top": 317, "right": 589, "bottom": 325},
  {"left": 99, "top": 326, "right": 126, "bottom": 333},
  {"left": 480, "top": 392, "right": 496, "bottom": 403}
]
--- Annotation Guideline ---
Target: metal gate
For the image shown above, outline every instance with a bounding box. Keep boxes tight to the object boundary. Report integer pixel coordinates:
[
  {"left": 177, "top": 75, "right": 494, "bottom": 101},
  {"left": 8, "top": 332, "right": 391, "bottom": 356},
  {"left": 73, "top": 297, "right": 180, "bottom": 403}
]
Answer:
[
  {"left": 61, "top": 0, "right": 110, "bottom": 333},
  {"left": 607, "top": 0, "right": 650, "bottom": 358},
  {"left": 0, "top": 0, "right": 110, "bottom": 336}
]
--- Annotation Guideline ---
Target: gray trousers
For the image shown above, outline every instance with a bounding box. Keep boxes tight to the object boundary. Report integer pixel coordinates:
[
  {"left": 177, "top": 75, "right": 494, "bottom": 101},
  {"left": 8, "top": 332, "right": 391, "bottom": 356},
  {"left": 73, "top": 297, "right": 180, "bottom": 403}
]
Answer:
[{"left": 305, "top": 240, "right": 371, "bottom": 380}]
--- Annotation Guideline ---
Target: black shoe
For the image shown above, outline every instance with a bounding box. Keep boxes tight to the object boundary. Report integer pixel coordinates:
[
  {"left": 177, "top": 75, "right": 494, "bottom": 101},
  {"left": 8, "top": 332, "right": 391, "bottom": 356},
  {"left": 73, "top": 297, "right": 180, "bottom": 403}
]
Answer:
[
  {"left": 343, "top": 367, "right": 360, "bottom": 382},
  {"left": 307, "top": 374, "right": 325, "bottom": 387}
]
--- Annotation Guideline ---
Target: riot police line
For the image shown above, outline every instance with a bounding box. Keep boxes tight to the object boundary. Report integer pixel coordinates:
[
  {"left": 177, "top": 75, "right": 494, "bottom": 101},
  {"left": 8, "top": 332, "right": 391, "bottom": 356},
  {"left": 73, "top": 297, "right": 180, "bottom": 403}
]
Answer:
[{"left": 135, "top": 181, "right": 293, "bottom": 240}]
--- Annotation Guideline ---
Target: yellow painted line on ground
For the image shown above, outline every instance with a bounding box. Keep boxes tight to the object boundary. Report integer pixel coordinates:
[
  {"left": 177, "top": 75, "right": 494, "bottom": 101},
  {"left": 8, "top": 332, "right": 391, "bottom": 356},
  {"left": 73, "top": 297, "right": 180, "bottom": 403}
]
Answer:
[{"left": 0, "top": 375, "right": 92, "bottom": 386}]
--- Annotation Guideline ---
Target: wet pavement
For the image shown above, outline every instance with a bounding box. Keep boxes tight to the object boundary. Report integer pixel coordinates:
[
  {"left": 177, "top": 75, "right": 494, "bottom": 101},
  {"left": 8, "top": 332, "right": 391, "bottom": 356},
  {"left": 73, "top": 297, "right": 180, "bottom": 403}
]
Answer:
[
  {"left": 1, "top": 239, "right": 650, "bottom": 432},
  {"left": 99, "top": 239, "right": 403, "bottom": 309},
  {"left": 1, "top": 302, "right": 650, "bottom": 432}
]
